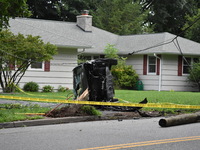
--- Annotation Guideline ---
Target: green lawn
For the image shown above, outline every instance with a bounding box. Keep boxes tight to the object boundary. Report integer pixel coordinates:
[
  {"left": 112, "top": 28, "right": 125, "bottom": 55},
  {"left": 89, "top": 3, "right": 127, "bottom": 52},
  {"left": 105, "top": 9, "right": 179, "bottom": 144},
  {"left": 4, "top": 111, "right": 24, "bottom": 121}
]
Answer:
[
  {"left": 0, "top": 103, "right": 51, "bottom": 123},
  {"left": 115, "top": 90, "right": 200, "bottom": 105}
]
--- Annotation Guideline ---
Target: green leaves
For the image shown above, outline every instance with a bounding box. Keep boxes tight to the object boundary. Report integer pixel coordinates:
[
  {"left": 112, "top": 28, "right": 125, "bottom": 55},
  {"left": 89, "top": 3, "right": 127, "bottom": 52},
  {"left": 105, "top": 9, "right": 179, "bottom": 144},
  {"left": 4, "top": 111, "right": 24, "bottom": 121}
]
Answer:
[
  {"left": 0, "top": 29, "right": 57, "bottom": 92},
  {"left": 104, "top": 44, "right": 139, "bottom": 89},
  {"left": 92, "top": 0, "right": 150, "bottom": 35},
  {"left": 188, "top": 62, "right": 200, "bottom": 91},
  {"left": 183, "top": 8, "right": 200, "bottom": 43},
  {"left": 0, "top": 0, "right": 31, "bottom": 29}
]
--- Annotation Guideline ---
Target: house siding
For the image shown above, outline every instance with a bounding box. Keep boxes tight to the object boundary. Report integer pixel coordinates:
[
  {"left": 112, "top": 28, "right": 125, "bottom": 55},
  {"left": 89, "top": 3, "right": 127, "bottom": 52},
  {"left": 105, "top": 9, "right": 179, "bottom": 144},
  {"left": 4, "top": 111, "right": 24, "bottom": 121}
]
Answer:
[
  {"left": 18, "top": 48, "right": 77, "bottom": 90},
  {"left": 126, "top": 54, "right": 198, "bottom": 91}
]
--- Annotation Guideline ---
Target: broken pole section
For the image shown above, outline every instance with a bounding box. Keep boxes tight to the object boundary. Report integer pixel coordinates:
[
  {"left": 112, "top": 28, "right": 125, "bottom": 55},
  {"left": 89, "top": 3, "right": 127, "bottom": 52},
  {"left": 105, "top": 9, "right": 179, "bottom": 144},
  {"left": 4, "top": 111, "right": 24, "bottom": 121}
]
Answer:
[{"left": 159, "top": 112, "right": 200, "bottom": 127}]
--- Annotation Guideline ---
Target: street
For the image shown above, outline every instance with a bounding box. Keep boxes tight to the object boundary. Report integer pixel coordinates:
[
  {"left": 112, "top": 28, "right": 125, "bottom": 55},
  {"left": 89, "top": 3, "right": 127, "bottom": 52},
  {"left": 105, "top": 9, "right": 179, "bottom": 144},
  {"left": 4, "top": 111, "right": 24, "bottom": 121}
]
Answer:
[{"left": 0, "top": 117, "right": 199, "bottom": 150}]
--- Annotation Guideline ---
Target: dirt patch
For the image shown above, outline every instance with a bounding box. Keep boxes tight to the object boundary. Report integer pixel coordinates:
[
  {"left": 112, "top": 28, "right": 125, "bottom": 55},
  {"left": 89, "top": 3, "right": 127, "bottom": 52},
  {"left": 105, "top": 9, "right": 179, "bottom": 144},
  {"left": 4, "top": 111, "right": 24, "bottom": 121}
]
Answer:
[
  {"left": 46, "top": 105, "right": 88, "bottom": 118},
  {"left": 45, "top": 104, "right": 162, "bottom": 119}
]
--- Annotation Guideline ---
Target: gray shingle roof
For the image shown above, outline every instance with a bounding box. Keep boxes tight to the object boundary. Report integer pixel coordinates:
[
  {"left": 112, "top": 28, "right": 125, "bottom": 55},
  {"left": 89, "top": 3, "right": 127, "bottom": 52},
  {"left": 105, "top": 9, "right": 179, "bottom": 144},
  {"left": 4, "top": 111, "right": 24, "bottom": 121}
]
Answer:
[
  {"left": 9, "top": 18, "right": 200, "bottom": 56},
  {"left": 116, "top": 32, "right": 200, "bottom": 55}
]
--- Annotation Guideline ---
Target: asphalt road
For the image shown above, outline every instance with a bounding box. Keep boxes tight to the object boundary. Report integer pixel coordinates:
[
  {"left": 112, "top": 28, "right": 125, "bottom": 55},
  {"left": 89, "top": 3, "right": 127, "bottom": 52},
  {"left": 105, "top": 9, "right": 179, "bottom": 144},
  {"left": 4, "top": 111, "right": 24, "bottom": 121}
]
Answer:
[{"left": 0, "top": 117, "right": 199, "bottom": 150}]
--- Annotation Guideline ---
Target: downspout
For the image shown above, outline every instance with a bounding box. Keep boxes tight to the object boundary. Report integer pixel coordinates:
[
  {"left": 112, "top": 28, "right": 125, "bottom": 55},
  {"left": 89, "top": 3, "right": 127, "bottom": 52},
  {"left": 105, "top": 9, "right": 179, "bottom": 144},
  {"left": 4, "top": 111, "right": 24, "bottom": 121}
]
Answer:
[{"left": 154, "top": 53, "right": 162, "bottom": 91}]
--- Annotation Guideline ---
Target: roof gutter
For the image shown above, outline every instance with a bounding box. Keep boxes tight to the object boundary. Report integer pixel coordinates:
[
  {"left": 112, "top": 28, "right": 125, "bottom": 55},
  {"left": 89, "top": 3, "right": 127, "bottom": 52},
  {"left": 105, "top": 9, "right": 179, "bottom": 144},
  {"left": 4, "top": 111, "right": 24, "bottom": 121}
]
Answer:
[{"left": 56, "top": 44, "right": 92, "bottom": 49}]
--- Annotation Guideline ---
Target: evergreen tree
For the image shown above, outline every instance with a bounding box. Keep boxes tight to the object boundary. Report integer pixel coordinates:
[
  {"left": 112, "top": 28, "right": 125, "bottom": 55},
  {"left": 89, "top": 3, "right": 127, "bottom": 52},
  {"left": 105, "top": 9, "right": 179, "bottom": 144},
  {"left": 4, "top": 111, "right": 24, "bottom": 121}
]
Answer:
[
  {"left": 92, "top": 0, "right": 151, "bottom": 35},
  {"left": 140, "top": 0, "right": 196, "bottom": 35}
]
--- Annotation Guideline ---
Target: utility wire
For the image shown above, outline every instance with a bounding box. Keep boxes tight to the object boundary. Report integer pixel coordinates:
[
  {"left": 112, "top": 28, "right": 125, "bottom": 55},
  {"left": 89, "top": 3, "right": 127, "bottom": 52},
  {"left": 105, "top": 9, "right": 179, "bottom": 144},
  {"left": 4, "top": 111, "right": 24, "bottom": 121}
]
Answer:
[
  {"left": 128, "top": 38, "right": 174, "bottom": 55},
  {"left": 0, "top": 48, "right": 78, "bottom": 65},
  {"left": 128, "top": 15, "right": 200, "bottom": 55}
]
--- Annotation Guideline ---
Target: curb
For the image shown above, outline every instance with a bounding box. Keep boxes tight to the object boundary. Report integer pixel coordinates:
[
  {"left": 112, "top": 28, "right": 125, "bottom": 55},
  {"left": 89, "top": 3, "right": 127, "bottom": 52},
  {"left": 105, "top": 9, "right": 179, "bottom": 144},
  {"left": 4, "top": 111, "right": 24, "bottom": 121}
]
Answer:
[
  {"left": 0, "top": 115, "right": 136, "bottom": 129},
  {"left": 0, "top": 116, "right": 100, "bottom": 129}
]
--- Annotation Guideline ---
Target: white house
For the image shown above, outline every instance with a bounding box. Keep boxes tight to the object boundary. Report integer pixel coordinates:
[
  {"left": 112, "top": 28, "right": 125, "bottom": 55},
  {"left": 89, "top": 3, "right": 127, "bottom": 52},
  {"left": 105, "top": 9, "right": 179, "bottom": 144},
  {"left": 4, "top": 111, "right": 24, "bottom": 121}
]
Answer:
[{"left": 7, "top": 13, "right": 200, "bottom": 91}]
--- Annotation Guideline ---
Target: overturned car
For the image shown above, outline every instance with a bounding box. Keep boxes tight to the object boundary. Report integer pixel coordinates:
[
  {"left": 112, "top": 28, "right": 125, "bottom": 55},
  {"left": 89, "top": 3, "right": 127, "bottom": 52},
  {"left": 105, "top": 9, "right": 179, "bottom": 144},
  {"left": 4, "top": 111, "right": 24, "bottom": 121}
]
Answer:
[{"left": 73, "top": 58, "right": 117, "bottom": 102}]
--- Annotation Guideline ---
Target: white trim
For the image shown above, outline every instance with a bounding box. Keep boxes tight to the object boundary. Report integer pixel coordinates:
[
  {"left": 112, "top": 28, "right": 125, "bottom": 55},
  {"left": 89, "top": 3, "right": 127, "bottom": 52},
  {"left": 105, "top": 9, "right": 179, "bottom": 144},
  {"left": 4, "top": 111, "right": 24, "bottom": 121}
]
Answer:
[
  {"left": 154, "top": 53, "right": 162, "bottom": 91},
  {"left": 28, "top": 62, "right": 44, "bottom": 71},
  {"left": 147, "top": 55, "right": 157, "bottom": 75},
  {"left": 182, "top": 56, "right": 199, "bottom": 75}
]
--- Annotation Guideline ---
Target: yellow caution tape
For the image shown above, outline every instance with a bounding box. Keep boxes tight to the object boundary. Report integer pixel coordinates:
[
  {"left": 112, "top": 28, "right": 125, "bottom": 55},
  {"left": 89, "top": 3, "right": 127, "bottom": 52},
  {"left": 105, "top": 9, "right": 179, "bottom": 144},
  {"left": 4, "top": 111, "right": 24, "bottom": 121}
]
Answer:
[{"left": 0, "top": 95, "right": 200, "bottom": 109}]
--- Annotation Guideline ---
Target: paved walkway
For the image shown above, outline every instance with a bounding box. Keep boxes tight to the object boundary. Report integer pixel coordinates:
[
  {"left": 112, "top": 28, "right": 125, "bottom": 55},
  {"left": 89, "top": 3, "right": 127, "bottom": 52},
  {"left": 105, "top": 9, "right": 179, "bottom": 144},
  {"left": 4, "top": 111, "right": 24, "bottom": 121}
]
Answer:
[{"left": 0, "top": 99, "right": 59, "bottom": 107}]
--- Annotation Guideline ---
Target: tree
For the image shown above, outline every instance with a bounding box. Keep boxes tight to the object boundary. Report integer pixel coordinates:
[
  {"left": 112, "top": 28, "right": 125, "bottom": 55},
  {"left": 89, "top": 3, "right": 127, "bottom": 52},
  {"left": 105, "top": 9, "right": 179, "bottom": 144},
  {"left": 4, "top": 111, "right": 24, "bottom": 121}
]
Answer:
[
  {"left": 27, "top": 0, "right": 100, "bottom": 22},
  {"left": 27, "top": 0, "right": 67, "bottom": 21},
  {"left": 0, "top": 0, "right": 30, "bottom": 29},
  {"left": 188, "top": 62, "right": 200, "bottom": 91},
  {"left": 92, "top": 0, "right": 151, "bottom": 35},
  {"left": 183, "top": 9, "right": 200, "bottom": 43},
  {"left": 140, "top": 0, "right": 196, "bottom": 35},
  {"left": 104, "top": 44, "right": 139, "bottom": 89},
  {"left": 0, "top": 30, "right": 57, "bottom": 93}
]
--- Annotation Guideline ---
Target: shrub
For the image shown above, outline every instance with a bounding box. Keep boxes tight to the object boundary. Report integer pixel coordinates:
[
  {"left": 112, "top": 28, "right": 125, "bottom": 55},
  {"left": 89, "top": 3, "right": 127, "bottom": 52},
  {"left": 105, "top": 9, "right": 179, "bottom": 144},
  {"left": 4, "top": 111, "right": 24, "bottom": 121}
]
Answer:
[
  {"left": 188, "top": 62, "right": 200, "bottom": 91},
  {"left": 57, "top": 85, "right": 68, "bottom": 92},
  {"left": 42, "top": 85, "right": 54, "bottom": 92},
  {"left": 23, "top": 82, "right": 39, "bottom": 92},
  {"left": 81, "top": 105, "right": 102, "bottom": 116},
  {"left": 112, "top": 64, "right": 139, "bottom": 89},
  {"left": 104, "top": 44, "right": 139, "bottom": 89}
]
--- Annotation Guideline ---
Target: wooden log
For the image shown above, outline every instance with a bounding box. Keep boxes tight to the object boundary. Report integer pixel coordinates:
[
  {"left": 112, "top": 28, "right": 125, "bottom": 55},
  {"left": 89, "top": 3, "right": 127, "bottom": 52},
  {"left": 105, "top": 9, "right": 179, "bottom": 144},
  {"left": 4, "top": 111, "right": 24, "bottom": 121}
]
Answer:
[
  {"left": 159, "top": 112, "right": 200, "bottom": 127},
  {"left": 77, "top": 88, "right": 89, "bottom": 101}
]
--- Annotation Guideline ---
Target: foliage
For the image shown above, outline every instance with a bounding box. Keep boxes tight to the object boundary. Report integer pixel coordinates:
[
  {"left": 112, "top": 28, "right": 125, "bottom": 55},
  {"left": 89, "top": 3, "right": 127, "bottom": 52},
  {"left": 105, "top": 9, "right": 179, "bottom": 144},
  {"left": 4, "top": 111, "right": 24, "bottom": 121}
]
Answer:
[
  {"left": 92, "top": 0, "right": 151, "bottom": 35},
  {"left": 188, "top": 62, "right": 200, "bottom": 91},
  {"left": 27, "top": 0, "right": 100, "bottom": 22},
  {"left": 183, "top": 9, "right": 200, "bottom": 43},
  {"left": 0, "top": 30, "right": 57, "bottom": 93},
  {"left": 57, "top": 85, "right": 68, "bottom": 92},
  {"left": 0, "top": 0, "right": 30, "bottom": 29},
  {"left": 81, "top": 105, "right": 102, "bottom": 116},
  {"left": 23, "top": 82, "right": 39, "bottom": 92},
  {"left": 104, "top": 44, "right": 139, "bottom": 89},
  {"left": 140, "top": 0, "right": 197, "bottom": 35},
  {"left": 112, "top": 65, "right": 139, "bottom": 89},
  {"left": 42, "top": 85, "right": 54, "bottom": 92}
]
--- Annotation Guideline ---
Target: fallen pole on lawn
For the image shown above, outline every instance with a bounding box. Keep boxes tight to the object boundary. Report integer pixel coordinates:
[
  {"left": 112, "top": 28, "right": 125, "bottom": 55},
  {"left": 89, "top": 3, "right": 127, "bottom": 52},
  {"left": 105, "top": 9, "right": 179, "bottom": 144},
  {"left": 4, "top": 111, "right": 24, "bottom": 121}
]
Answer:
[{"left": 159, "top": 112, "right": 200, "bottom": 127}]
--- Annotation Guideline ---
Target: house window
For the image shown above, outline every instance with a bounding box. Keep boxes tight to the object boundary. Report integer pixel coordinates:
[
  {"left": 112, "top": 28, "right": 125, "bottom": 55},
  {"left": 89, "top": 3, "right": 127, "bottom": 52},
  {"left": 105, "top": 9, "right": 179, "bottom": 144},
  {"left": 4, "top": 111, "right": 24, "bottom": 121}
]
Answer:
[
  {"left": 30, "top": 62, "right": 43, "bottom": 70},
  {"left": 148, "top": 56, "right": 156, "bottom": 73},
  {"left": 183, "top": 57, "right": 199, "bottom": 74}
]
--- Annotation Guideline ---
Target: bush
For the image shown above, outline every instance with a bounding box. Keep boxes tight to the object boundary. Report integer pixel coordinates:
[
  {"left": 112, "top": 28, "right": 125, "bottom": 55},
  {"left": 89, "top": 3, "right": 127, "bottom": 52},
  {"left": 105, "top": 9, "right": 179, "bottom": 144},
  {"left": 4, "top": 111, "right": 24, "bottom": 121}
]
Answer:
[
  {"left": 104, "top": 44, "right": 139, "bottom": 89},
  {"left": 23, "top": 82, "right": 39, "bottom": 92},
  {"left": 42, "top": 85, "right": 54, "bottom": 92},
  {"left": 112, "top": 65, "right": 139, "bottom": 89},
  {"left": 188, "top": 62, "right": 200, "bottom": 91},
  {"left": 81, "top": 105, "right": 102, "bottom": 116},
  {"left": 57, "top": 85, "right": 68, "bottom": 92}
]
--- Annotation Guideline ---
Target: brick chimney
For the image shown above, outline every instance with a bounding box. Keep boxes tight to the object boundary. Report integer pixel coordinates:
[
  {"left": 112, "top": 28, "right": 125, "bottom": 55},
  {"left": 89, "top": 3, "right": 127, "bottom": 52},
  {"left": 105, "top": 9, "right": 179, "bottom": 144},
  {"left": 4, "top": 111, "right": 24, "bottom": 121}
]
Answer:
[{"left": 76, "top": 10, "right": 92, "bottom": 32}]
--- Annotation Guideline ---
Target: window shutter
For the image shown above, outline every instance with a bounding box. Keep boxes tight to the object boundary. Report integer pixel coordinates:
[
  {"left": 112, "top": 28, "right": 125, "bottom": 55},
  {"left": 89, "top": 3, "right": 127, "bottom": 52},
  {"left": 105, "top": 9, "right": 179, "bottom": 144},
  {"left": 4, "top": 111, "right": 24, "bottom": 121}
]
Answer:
[
  {"left": 178, "top": 55, "right": 182, "bottom": 76},
  {"left": 9, "top": 64, "right": 15, "bottom": 70},
  {"left": 44, "top": 61, "right": 50, "bottom": 72},
  {"left": 156, "top": 55, "right": 161, "bottom": 75},
  {"left": 143, "top": 55, "right": 147, "bottom": 75}
]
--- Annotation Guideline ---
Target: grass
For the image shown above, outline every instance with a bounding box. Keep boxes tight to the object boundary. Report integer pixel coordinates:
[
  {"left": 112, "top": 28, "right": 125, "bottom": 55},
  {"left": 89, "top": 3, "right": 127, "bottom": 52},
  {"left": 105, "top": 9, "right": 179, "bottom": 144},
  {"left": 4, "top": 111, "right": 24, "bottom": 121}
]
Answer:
[
  {"left": 115, "top": 90, "right": 200, "bottom": 113},
  {"left": 115, "top": 90, "right": 200, "bottom": 105},
  {"left": 0, "top": 103, "right": 51, "bottom": 123}
]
